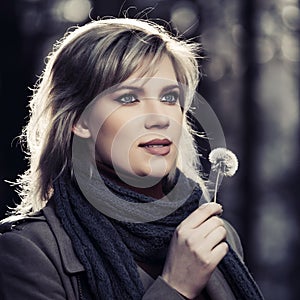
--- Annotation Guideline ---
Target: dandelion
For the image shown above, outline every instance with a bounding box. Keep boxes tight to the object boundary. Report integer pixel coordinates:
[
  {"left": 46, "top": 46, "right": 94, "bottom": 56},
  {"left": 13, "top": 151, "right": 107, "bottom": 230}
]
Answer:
[{"left": 209, "top": 147, "right": 239, "bottom": 203}]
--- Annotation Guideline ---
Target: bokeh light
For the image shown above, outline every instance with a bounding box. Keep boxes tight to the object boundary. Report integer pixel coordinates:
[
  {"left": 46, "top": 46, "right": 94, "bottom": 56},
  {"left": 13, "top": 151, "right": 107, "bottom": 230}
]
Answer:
[
  {"left": 231, "top": 24, "right": 245, "bottom": 47},
  {"left": 171, "top": 1, "right": 199, "bottom": 36},
  {"left": 54, "top": 0, "right": 91, "bottom": 23},
  {"left": 256, "top": 37, "right": 276, "bottom": 64},
  {"left": 282, "top": 5, "right": 300, "bottom": 30},
  {"left": 281, "top": 33, "right": 299, "bottom": 61},
  {"left": 207, "top": 56, "right": 226, "bottom": 81}
]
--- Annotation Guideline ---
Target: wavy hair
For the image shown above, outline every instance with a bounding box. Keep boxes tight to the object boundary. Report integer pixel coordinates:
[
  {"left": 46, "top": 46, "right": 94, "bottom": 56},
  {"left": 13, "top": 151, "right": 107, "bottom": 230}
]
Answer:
[{"left": 4, "top": 18, "right": 208, "bottom": 220}]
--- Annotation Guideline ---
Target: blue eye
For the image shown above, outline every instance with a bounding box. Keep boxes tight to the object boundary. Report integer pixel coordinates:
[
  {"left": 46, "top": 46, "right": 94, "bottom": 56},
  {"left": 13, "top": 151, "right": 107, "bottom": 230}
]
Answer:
[
  {"left": 161, "top": 92, "right": 179, "bottom": 104},
  {"left": 115, "top": 94, "right": 139, "bottom": 104}
]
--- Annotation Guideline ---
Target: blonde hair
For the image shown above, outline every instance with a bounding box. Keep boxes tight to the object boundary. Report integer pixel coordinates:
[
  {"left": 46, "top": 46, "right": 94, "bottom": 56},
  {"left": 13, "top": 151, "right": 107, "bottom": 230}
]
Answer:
[{"left": 4, "top": 18, "right": 208, "bottom": 220}]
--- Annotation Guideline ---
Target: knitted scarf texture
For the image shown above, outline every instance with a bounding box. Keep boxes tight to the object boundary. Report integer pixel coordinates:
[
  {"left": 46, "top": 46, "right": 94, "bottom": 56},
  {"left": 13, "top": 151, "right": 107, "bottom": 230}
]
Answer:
[{"left": 53, "top": 172, "right": 264, "bottom": 300}]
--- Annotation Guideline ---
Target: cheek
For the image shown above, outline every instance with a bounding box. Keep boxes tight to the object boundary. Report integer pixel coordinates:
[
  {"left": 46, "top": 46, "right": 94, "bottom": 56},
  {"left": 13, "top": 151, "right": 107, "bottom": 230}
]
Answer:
[
  {"left": 176, "top": 107, "right": 184, "bottom": 123},
  {"left": 87, "top": 99, "right": 122, "bottom": 143},
  {"left": 171, "top": 109, "right": 184, "bottom": 138},
  {"left": 92, "top": 115, "right": 120, "bottom": 161},
  {"left": 95, "top": 114, "right": 138, "bottom": 163}
]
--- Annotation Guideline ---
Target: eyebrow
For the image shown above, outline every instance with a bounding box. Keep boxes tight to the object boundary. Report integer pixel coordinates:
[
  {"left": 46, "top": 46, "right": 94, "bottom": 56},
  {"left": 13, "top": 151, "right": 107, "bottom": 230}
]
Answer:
[{"left": 112, "top": 84, "right": 181, "bottom": 94}]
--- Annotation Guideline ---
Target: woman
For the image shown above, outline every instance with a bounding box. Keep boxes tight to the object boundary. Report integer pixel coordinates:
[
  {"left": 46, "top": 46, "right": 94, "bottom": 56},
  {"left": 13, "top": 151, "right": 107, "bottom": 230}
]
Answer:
[{"left": 0, "top": 18, "right": 264, "bottom": 299}]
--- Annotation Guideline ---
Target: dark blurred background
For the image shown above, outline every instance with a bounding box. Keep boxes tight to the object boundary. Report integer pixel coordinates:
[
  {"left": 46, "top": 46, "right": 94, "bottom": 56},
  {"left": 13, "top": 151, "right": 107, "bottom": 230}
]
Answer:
[{"left": 0, "top": 1, "right": 299, "bottom": 299}]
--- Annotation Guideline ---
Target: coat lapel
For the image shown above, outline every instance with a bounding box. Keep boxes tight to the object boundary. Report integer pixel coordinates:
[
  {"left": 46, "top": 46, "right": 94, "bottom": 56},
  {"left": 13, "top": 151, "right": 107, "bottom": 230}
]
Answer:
[{"left": 43, "top": 201, "right": 85, "bottom": 274}]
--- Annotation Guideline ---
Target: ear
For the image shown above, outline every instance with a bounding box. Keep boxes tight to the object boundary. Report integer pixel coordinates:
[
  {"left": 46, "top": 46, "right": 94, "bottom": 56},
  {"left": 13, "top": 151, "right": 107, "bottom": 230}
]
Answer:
[{"left": 72, "top": 118, "right": 91, "bottom": 139}]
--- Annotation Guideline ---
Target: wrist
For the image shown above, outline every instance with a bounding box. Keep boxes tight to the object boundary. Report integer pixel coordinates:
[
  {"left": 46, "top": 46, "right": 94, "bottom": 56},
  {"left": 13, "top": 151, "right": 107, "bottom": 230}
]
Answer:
[{"left": 161, "top": 274, "right": 197, "bottom": 299}]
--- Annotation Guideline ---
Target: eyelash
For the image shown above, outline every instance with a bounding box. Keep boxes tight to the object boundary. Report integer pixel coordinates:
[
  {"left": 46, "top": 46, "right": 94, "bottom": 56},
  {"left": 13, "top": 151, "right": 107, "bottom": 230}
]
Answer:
[
  {"left": 160, "top": 91, "right": 179, "bottom": 104},
  {"left": 115, "top": 91, "right": 180, "bottom": 105},
  {"left": 115, "top": 94, "right": 138, "bottom": 104}
]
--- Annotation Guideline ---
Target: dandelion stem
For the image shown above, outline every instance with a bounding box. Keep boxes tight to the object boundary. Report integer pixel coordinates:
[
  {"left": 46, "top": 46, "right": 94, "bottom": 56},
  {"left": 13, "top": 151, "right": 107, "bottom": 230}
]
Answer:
[{"left": 214, "top": 168, "right": 221, "bottom": 203}]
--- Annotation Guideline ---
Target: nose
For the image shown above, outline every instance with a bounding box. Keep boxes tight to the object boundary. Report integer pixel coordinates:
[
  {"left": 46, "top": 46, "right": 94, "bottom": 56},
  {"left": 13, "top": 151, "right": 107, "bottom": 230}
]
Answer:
[{"left": 144, "top": 100, "right": 170, "bottom": 129}]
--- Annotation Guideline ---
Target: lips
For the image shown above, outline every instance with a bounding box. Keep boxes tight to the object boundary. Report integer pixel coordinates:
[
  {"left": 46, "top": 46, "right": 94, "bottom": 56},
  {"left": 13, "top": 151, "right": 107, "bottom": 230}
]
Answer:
[{"left": 138, "top": 138, "right": 172, "bottom": 156}]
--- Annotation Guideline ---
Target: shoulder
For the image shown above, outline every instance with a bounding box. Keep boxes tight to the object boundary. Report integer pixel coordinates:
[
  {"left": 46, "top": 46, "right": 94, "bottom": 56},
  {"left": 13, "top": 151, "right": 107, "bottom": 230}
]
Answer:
[
  {"left": 0, "top": 211, "right": 60, "bottom": 272},
  {"left": 0, "top": 210, "right": 55, "bottom": 252},
  {"left": 0, "top": 202, "right": 85, "bottom": 299},
  {"left": 0, "top": 201, "right": 84, "bottom": 273},
  {"left": 0, "top": 212, "right": 69, "bottom": 299}
]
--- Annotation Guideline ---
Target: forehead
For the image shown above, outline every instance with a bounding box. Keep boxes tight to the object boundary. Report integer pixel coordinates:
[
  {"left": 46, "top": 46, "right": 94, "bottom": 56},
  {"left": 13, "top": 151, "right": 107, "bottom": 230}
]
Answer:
[{"left": 125, "top": 55, "right": 177, "bottom": 83}]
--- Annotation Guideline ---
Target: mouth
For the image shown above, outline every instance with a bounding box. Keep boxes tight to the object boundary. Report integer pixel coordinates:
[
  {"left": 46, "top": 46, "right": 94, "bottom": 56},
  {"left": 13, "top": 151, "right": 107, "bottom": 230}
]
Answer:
[{"left": 138, "top": 138, "right": 172, "bottom": 156}]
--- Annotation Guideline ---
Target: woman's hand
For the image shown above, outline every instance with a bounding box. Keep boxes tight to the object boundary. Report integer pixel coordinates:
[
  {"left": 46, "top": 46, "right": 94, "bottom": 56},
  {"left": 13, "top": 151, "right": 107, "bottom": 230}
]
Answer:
[{"left": 162, "top": 203, "right": 229, "bottom": 299}]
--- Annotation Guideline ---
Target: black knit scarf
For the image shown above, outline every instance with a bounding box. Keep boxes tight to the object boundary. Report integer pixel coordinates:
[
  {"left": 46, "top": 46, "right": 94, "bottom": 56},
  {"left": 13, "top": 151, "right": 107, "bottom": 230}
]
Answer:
[{"left": 53, "top": 172, "right": 264, "bottom": 300}]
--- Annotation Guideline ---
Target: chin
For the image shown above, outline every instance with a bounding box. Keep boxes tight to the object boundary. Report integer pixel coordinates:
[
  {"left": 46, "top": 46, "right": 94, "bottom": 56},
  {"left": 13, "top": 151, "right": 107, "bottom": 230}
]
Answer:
[
  {"left": 135, "top": 162, "right": 174, "bottom": 179},
  {"left": 145, "top": 168, "right": 169, "bottom": 179}
]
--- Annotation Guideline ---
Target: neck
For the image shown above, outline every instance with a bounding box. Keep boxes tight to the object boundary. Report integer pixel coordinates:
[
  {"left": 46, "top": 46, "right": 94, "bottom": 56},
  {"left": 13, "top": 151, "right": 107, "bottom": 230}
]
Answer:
[{"left": 96, "top": 162, "right": 165, "bottom": 199}]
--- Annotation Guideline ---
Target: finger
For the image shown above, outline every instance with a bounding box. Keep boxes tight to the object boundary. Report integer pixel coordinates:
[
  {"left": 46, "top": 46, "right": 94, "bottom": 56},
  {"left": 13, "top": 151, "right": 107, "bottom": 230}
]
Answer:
[
  {"left": 204, "top": 225, "right": 227, "bottom": 251},
  {"left": 201, "top": 216, "right": 225, "bottom": 238},
  {"left": 185, "top": 216, "right": 225, "bottom": 245},
  {"left": 210, "top": 241, "right": 229, "bottom": 265},
  {"left": 180, "top": 203, "right": 223, "bottom": 229},
  {"left": 180, "top": 217, "right": 226, "bottom": 250}
]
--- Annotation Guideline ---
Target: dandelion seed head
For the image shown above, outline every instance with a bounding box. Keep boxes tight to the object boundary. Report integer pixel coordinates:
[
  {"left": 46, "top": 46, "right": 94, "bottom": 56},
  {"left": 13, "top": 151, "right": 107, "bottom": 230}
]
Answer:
[{"left": 209, "top": 147, "right": 239, "bottom": 177}]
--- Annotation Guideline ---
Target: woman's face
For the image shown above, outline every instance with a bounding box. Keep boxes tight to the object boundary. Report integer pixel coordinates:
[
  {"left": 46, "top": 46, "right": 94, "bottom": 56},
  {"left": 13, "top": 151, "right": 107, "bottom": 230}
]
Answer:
[{"left": 75, "top": 56, "right": 183, "bottom": 184}]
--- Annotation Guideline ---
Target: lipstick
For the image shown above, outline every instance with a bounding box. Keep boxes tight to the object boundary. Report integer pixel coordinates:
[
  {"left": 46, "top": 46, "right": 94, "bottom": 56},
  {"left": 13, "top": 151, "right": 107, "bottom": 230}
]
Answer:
[{"left": 139, "top": 139, "right": 172, "bottom": 156}]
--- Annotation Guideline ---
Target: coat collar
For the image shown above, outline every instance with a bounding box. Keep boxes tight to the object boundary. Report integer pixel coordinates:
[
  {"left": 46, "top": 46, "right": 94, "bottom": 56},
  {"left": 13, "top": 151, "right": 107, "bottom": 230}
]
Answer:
[{"left": 43, "top": 200, "right": 85, "bottom": 274}]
